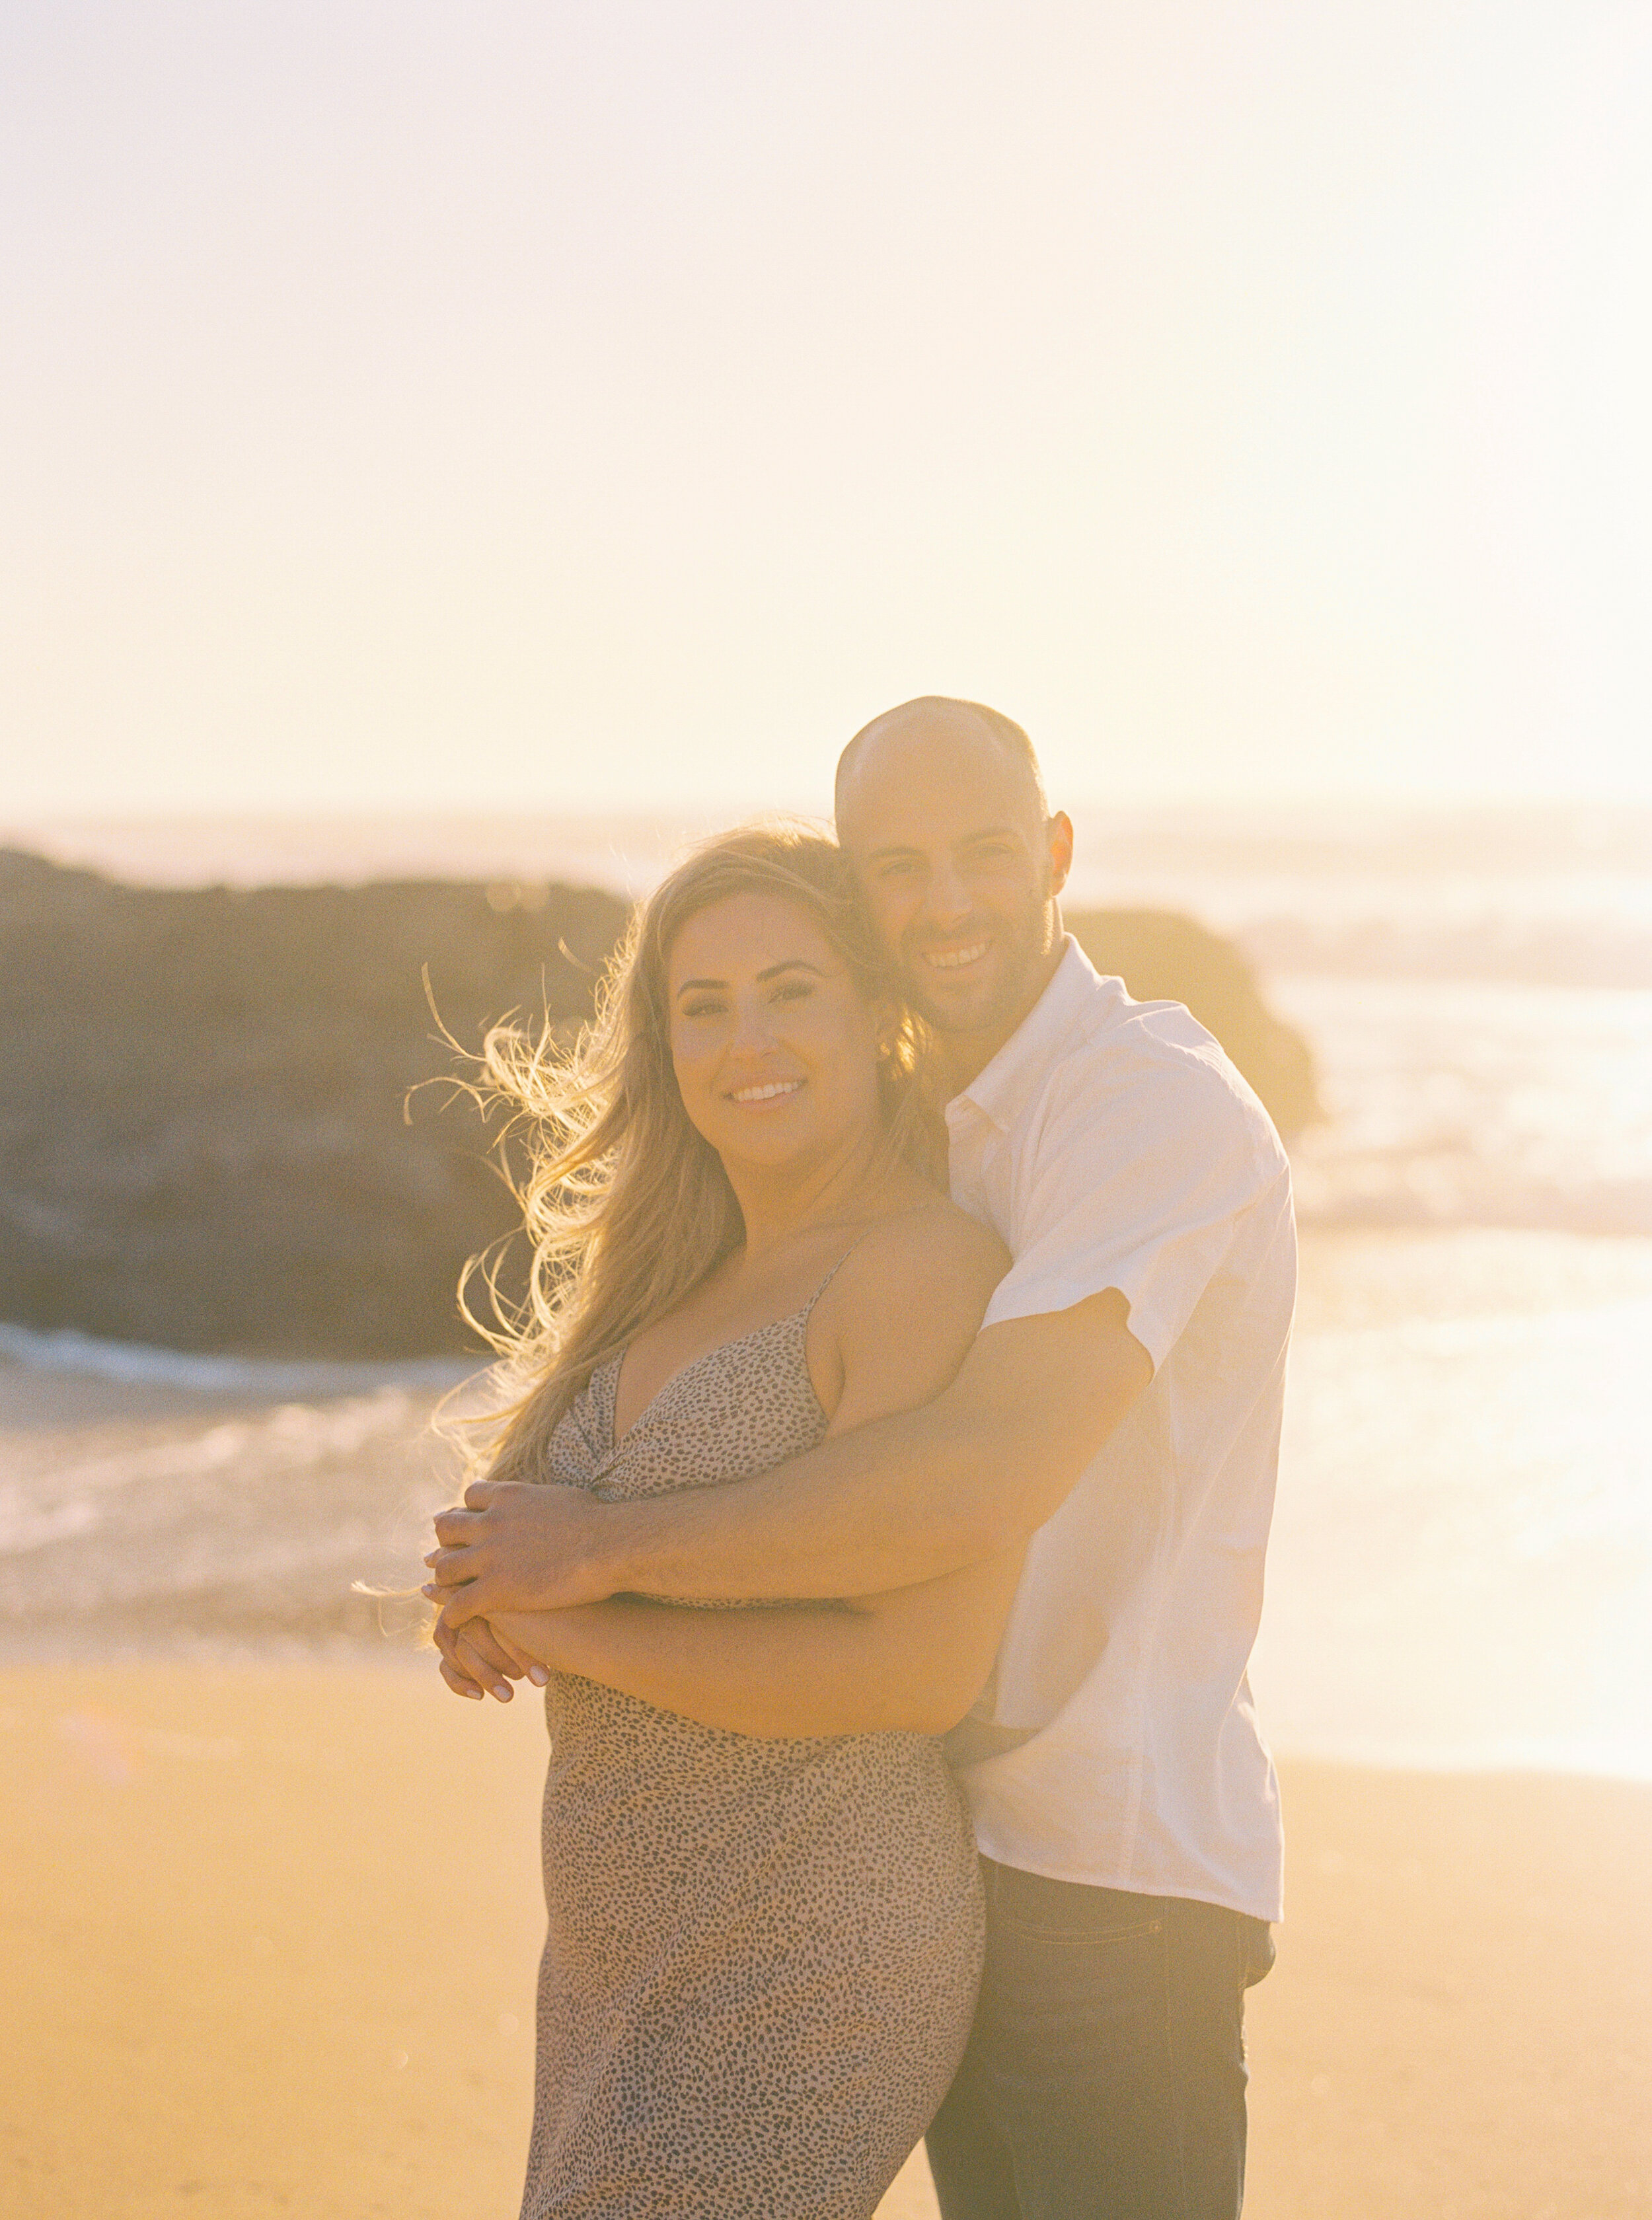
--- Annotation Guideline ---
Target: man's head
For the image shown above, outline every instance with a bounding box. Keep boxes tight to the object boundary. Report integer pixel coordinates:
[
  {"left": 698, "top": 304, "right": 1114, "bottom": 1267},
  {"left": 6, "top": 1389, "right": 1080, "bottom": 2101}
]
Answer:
[{"left": 834, "top": 696, "right": 1073, "bottom": 1067}]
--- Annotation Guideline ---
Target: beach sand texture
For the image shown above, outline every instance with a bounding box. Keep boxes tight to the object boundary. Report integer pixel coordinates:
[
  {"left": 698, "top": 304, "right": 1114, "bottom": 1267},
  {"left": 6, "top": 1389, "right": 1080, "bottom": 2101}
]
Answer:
[{"left": 5, "top": 1661, "right": 1647, "bottom": 2219}]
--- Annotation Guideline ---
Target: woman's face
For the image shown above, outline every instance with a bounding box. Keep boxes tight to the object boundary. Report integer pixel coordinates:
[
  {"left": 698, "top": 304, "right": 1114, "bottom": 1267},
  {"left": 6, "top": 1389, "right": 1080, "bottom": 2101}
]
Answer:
[{"left": 666, "top": 892, "right": 885, "bottom": 1174}]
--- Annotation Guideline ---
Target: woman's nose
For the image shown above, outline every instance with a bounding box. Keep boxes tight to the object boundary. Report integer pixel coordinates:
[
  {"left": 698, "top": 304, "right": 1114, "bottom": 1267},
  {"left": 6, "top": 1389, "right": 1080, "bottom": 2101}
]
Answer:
[{"left": 728, "top": 997, "right": 777, "bottom": 1055}]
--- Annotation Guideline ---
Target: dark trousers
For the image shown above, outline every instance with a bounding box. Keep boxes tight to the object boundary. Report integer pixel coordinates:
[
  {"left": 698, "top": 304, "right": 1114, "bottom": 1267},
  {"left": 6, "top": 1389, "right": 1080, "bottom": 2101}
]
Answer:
[{"left": 926, "top": 1861, "right": 1275, "bottom": 2220}]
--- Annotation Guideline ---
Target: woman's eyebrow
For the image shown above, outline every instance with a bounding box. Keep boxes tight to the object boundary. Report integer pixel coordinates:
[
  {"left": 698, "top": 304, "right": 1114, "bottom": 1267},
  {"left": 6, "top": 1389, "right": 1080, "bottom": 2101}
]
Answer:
[
  {"left": 755, "top": 959, "right": 828, "bottom": 983},
  {"left": 673, "top": 959, "right": 827, "bottom": 999}
]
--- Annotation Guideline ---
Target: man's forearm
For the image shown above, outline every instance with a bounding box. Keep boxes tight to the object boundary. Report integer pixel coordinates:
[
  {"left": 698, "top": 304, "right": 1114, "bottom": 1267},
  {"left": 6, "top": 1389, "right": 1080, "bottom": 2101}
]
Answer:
[
  {"left": 432, "top": 1301, "right": 1151, "bottom": 1620},
  {"left": 587, "top": 1399, "right": 1014, "bottom": 1604},
  {"left": 583, "top": 1301, "right": 1149, "bottom": 1605}
]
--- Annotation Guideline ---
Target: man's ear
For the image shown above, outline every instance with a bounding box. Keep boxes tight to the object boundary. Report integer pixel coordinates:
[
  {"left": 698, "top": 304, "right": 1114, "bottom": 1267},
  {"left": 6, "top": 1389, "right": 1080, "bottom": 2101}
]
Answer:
[{"left": 1046, "top": 811, "right": 1074, "bottom": 899}]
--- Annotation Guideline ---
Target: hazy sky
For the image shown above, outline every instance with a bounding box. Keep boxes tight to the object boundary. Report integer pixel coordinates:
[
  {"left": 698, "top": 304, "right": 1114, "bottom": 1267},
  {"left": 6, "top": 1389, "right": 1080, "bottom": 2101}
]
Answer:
[{"left": 4, "top": 1, "right": 1649, "bottom": 815}]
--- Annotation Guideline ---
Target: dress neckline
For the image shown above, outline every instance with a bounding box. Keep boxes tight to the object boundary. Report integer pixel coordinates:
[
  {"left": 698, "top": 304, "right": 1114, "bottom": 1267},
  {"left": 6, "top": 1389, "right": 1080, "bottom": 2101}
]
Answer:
[{"left": 604, "top": 1241, "right": 864, "bottom": 1454}]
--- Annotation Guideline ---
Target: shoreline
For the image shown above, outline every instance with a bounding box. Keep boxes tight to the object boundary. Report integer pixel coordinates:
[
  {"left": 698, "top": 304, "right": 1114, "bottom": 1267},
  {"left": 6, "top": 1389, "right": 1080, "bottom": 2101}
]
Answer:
[
  {"left": 4, "top": 1221, "right": 1648, "bottom": 1385},
  {"left": 9, "top": 1625, "right": 1652, "bottom": 1789},
  {"left": 5, "top": 1658, "right": 1649, "bottom": 2219}
]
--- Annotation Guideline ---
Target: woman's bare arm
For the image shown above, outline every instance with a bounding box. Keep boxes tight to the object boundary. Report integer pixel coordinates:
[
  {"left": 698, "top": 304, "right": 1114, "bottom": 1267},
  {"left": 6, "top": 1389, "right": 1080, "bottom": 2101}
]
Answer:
[{"left": 488, "top": 1557, "right": 1020, "bottom": 1737}]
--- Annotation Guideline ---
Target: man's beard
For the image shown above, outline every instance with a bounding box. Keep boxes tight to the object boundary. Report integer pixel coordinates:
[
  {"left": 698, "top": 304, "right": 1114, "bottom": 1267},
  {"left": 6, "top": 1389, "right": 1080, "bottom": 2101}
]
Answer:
[{"left": 899, "top": 891, "right": 1053, "bottom": 1039}]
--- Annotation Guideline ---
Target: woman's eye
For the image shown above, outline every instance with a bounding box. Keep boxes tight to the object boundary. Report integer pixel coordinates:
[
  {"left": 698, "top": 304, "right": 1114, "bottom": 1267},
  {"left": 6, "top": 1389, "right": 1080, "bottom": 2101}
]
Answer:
[
  {"left": 772, "top": 981, "right": 813, "bottom": 1004},
  {"left": 681, "top": 1000, "right": 724, "bottom": 1019}
]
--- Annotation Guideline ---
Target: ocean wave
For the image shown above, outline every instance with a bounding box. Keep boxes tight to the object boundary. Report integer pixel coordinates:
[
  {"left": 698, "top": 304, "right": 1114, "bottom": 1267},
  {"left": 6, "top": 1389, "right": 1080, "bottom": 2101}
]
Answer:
[
  {"left": 1238, "top": 916, "right": 1652, "bottom": 990},
  {"left": 1293, "top": 1175, "right": 1652, "bottom": 1238},
  {"left": 0, "top": 1364, "right": 470, "bottom": 1635},
  {"left": 0, "top": 1322, "right": 480, "bottom": 1399},
  {"left": 1271, "top": 975, "right": 1652, "bottom": 1238}
]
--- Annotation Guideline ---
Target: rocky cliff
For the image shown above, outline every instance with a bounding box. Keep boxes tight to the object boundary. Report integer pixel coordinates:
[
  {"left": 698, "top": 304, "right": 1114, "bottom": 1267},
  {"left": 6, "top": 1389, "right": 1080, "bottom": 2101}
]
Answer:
[{"left": 0, "top": 850, "right": 1317, "bottom": 1356}]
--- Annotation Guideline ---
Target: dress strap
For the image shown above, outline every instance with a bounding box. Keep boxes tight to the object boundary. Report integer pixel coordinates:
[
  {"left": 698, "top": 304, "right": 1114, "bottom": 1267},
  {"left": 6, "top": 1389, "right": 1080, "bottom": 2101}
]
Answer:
[{"left": 800, "top": 1228, "right": 879, "bottom": 1319}]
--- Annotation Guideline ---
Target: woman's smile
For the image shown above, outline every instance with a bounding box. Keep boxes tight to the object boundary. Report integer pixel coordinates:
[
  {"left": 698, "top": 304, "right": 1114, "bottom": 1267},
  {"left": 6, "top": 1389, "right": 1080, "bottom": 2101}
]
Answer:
[{"left": 726, "top": 1077, "right": 805, "bottom": 1105}]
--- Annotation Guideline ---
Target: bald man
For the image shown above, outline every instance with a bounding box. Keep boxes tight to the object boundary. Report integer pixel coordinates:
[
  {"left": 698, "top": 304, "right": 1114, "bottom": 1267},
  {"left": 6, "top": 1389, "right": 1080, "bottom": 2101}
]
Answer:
[{"left": 431, "top": 699, "right": 1293, "bottom": 2220}]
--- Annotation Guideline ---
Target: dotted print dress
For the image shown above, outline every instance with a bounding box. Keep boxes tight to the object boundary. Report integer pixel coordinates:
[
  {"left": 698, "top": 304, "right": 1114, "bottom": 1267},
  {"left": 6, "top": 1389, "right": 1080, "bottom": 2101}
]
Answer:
[{"left": 518, "top": 1276, "right": 985, "bottom": 2219}]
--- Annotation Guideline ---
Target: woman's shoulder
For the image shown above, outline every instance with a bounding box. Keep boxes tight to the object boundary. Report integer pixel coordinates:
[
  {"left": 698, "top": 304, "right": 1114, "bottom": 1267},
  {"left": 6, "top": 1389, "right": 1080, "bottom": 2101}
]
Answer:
[
  {"left": 834, "top": 1197, "right": 1010, "bottom": 1310},
  {"left": 809, "top": 1198, "right": 1009, "bottom": 1410}
]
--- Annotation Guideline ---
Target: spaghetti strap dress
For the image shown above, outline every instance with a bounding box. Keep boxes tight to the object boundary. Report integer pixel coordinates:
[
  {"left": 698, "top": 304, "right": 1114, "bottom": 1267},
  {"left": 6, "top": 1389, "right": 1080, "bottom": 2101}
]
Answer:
[{"left": 518, "top": 1263, "right": 985, "bottom": 2219}]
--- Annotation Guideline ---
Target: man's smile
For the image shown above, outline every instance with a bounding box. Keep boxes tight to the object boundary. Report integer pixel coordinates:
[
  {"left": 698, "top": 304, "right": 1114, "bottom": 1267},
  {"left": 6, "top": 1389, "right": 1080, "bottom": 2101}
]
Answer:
[{"left": 922, "top": 939, "right": 991, "bottom": 972}]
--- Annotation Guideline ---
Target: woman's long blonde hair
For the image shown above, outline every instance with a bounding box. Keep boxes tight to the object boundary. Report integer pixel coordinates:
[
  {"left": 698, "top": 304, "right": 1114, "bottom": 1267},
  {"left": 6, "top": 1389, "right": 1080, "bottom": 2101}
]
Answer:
[{"left": 461, "top": 822, "right": 935, "bottom": 1486}]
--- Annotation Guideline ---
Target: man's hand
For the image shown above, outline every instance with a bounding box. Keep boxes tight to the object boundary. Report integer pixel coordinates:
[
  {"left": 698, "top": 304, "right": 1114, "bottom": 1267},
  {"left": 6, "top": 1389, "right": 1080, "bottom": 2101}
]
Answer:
[{"left": 423, "top": 1479, "right": 613, "bottom": 1627}]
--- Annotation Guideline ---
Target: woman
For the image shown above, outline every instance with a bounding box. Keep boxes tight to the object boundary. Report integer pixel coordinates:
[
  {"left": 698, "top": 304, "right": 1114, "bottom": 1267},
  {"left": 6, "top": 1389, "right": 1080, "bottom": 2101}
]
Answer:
[{"left": 438, "top": 826, "right": 1020, "bottom": 2220}]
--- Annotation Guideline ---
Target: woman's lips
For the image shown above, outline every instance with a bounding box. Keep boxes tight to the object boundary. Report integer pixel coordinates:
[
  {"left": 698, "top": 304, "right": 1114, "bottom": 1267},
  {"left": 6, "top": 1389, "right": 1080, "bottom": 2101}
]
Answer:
[{"left": 726, "top": 1078, "right": 804, "bottom": 1105}]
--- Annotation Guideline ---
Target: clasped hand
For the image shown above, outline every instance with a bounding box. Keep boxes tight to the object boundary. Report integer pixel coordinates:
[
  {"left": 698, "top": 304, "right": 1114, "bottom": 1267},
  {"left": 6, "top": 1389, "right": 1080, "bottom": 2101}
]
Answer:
[{"left": 422, "top": 1478, "right": 609, "bottom": 1703}]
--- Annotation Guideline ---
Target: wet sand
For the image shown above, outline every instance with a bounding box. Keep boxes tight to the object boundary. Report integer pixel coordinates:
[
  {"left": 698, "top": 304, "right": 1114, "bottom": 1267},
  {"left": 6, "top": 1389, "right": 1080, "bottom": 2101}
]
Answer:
[{"left": 3, "top": 1660, "right": 1648, "bottom": 2218}]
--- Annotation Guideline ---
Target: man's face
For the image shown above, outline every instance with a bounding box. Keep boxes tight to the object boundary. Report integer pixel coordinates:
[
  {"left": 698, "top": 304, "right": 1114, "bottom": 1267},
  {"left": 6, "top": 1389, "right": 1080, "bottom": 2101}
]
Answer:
[{"left": 837, "top": 708, "right": 1072, "bottom": 1049}]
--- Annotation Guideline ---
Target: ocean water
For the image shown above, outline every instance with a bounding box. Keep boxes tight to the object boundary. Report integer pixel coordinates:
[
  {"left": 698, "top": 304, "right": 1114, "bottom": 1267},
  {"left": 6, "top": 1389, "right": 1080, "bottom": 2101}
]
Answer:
[
  {"left": 0, "top": 1360, "right": 481, "bottom": 1650},
  {"left": 1255, "top": 1229, "right": 1652, "bottom": 1778},
  {"left": 3, "top": 804, "right": 1649, "bottom": 1776}
]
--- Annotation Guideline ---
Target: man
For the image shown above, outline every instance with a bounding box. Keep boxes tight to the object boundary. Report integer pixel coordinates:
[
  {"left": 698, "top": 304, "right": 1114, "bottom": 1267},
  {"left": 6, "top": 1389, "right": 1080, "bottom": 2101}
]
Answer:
[{"left": 429, "top": 697, "right": 1294, "bottom": 2219}]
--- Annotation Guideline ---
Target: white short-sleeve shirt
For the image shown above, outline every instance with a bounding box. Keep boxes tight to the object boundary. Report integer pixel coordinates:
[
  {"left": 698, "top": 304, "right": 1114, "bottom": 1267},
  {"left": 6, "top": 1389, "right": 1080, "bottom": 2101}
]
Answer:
[{"left": 944, "top": 938, "right": 1295, "bottom": 1921}]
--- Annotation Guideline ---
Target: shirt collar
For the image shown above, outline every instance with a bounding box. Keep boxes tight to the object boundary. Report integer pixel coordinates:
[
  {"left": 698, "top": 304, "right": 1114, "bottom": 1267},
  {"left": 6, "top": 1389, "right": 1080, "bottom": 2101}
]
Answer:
[{"left": 944, "top": 935, "right": 1100, "bottom": 1134}]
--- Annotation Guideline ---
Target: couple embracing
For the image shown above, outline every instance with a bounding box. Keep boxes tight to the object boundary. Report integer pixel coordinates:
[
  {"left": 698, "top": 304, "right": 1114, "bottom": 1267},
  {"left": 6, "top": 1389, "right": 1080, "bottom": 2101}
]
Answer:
[{"left": 424, "top": 697, "right": 1294, "bottom": 2220}]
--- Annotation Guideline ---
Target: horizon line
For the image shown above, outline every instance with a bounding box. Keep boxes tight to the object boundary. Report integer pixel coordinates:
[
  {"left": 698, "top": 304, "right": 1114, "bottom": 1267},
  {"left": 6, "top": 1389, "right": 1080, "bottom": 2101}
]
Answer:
[{"left": 9, "top": 792, "right": 1652, "bottom": 827}]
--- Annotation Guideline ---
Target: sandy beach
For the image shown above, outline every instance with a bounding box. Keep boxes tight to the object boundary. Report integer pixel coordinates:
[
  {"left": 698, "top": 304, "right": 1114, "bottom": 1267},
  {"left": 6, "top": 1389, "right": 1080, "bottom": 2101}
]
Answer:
[
  {"left": 5, "top": 1658, "right": 1647, "bottom": 2219},
  {"left": 3, "top": 1234, "right": 1647, "bottom": 2217}
]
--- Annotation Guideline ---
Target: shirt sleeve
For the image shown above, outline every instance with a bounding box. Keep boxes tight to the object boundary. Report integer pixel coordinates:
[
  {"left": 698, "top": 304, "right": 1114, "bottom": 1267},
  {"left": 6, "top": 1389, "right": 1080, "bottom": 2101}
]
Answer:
[{"left": 982, "top": 1039, "right": 1282, "bottom": 1372}]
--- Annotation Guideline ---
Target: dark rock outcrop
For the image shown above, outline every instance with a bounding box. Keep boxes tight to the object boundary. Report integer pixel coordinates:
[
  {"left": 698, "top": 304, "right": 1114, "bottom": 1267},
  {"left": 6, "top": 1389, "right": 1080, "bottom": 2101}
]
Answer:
[
  {"left": 0, "top": 850, "right": 627, "bottom": 1358},
  {"left": 0, "top": 851, "right": 1316, "bottom": 1357}
]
